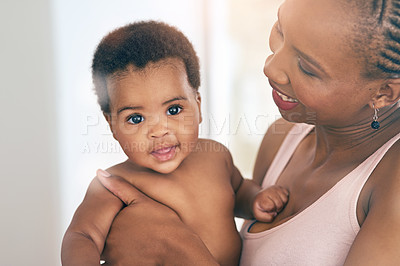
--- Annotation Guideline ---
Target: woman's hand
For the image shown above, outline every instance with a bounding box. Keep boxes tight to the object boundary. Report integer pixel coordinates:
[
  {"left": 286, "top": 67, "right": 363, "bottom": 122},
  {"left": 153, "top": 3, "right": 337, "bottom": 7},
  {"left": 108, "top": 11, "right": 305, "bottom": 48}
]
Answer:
[{"left": 97, "top": 170, "right": 219, "bottom": 265}]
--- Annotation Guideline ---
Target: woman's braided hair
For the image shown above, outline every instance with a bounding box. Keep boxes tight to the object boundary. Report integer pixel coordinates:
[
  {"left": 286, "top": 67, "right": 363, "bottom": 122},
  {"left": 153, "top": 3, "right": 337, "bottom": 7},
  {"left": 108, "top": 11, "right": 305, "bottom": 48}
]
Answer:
[
  {"left": 351, "top": 0, "right": 400, "bottom": 78},
  {"left": 375, "top": 0, "right": 400, "bottom": 75}
]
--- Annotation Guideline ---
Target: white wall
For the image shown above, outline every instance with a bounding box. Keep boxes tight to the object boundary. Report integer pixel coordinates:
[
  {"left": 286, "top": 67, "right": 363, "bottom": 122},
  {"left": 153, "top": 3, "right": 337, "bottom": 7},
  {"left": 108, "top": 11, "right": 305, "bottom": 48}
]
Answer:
[{"left": 0, "top": 0, "right": 60, "bottom": 265}]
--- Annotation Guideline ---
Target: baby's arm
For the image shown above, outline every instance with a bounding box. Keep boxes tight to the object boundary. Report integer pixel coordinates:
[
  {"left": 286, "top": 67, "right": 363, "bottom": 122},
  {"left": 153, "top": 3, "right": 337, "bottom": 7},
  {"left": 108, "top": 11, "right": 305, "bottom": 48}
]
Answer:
[
  {"left": 61, "top": 171, "right": 124, "bottom": 266},
  {"left": 230, "top": 155, "right": 288, "bottom": 222}
]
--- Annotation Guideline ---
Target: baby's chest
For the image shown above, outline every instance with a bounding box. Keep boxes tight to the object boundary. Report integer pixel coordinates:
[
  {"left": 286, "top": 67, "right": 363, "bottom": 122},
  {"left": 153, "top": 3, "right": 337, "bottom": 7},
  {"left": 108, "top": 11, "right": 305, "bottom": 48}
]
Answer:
[
  {"left": 130, "top": 165, "right": 234, "bottom": 217},
  {"left": 168, "top": 175, "right": 235, "bottom": 222},
  {"left": 133, "top": 169, "right": 240, "bottom": 264}
]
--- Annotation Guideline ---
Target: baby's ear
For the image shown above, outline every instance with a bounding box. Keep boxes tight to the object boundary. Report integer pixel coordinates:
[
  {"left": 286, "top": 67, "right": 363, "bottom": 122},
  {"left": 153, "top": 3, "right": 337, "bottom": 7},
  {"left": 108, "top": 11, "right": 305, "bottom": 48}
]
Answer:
[
  {"left": 372, "top": 79, "right": 400, "bottom": 108},
  {"left": 103, "top": 112, "right": 117, "bottom": 140},
  {"left": 196, "top": 92, "right": 202, "bottom": 124}
]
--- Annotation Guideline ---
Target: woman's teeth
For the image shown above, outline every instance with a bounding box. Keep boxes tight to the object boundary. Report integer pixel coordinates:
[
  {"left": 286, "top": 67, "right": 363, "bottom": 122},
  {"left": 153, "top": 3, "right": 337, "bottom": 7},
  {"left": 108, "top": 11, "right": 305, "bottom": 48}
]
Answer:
[{"left": 276, "top": 90, "right": 298, "bottom": 103}]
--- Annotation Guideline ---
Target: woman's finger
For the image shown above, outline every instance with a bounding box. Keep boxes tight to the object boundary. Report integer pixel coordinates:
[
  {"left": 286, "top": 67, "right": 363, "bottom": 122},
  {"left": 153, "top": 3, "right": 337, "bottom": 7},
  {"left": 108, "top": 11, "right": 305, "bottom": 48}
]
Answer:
[{"left": 96, "top": 169, "right": 146, "bottom": 205}]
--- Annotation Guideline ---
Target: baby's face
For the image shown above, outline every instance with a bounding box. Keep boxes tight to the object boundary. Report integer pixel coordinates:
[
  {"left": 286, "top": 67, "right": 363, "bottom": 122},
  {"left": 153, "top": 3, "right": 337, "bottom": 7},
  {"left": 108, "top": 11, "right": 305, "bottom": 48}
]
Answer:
[{"left": 105, "top": 58, "right": 201, "bottom": 174}]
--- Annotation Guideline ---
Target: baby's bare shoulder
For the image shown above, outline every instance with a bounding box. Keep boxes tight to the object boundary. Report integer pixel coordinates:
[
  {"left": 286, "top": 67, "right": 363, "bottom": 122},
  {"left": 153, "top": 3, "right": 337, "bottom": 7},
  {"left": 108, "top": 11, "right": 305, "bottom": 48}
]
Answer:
[
  {"left": 189, "top": 139, "right": 234, "bottom": 173},
  {"left": 195, "top": 139, "right": 230, "bottom": 155}
]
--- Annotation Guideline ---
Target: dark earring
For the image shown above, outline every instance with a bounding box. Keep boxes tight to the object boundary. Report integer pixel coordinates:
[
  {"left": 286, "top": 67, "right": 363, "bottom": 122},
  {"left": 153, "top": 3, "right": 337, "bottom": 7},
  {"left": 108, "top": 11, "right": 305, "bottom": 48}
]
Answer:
[{"left": 371, "top": 103, "right": 380, "bottom": 130}]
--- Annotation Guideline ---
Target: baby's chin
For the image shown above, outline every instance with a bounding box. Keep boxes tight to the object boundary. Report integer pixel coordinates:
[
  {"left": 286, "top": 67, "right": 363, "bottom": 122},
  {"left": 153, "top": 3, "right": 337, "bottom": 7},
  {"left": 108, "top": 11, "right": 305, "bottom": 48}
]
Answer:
[
  {"left": 147, "top": 160, "right": 183, "bottom": 175},
  {"left": 124, "top": 158, "right": 181, "bottom": 175}
]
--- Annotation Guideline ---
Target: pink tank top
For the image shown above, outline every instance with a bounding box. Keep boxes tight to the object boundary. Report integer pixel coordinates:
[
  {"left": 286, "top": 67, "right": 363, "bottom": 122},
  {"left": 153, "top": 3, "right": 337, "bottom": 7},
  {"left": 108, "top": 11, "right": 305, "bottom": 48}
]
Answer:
[{"left": 240, "top": 123, "right": 400, "bottom": 266}]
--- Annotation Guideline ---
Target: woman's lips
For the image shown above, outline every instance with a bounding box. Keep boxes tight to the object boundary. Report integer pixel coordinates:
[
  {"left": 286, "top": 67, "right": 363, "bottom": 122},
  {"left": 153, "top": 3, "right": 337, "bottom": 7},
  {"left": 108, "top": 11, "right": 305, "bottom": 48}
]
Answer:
[
  {"left": 272, "top": 89, "right": 299, "bottom": 111},
  {"left": 151, "top": 146, "right": 177, "bottom": 162},
  {"left": 268, "top": 80, "right": 299, "bottom": 111}
]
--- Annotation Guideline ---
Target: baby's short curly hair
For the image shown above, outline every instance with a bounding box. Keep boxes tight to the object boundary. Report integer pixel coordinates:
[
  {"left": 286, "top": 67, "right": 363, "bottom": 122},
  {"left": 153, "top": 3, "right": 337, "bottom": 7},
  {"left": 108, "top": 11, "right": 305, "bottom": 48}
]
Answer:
[{"left": 92, "top": 20, "right": 201, "bottom": 113}]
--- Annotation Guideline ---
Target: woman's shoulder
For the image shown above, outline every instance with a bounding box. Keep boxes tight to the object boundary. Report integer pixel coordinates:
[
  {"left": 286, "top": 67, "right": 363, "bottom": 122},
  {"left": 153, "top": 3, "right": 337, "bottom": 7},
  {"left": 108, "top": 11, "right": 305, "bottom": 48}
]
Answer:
[
  {"left": 371, "top": 137, "right": 400, "bottom": 189},
  {"left": 371, "top": 132, "right": 400, "bottom": 183},
  {"left": 253, "top": 118, "right": 297, "bottom": 185},
  {"left": 359, "top": 135, "right": 400, "bottom": 218}
]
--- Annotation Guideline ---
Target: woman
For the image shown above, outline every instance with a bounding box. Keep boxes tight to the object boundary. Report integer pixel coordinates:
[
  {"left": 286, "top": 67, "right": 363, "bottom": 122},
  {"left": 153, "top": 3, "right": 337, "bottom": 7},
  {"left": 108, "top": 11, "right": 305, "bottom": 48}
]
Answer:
[
  {"left": 239, "top": 0, "right": 400, "bottom": 265},
  {"left": 97, "top": 0, "right": 400, "bottom": 264}
]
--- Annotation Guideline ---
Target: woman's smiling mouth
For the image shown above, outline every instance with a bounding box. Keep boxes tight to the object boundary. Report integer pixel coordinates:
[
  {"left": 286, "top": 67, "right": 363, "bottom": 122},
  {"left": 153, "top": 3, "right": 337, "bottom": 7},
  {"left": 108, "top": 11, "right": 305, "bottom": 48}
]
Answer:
[
  {"left": 268, "top": 79, "right": 299, "bottom": 110},
  {"left": 272, "top": 89, "right": 299, "bottom": 110},
  {"left": 275, "top": 90, "right": 298, "bottom": 103}
]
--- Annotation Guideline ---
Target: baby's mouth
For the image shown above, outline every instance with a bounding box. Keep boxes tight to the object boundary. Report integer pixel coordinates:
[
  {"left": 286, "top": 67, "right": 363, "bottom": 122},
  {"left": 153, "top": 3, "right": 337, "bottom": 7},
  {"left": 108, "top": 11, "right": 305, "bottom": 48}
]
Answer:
[{"left": 151, "top": 145, "right": 177, "bottom": 162}]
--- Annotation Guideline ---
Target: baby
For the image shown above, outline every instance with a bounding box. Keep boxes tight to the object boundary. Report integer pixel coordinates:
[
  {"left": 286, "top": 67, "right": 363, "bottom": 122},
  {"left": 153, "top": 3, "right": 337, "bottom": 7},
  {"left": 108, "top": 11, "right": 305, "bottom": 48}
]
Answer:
[{"left": 61, "top": 21, "right": 289, "bottom": 265}]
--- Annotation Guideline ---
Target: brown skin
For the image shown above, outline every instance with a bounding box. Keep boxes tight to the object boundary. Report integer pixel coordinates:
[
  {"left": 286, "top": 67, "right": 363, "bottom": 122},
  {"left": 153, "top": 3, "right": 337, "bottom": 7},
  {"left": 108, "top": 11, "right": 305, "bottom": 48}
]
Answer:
[
  {"left": 62, "top": 142, "right": 288, "bottom": 265},
  {"left": 61, "top": 58, "right": 288, "bottom": 265},
  {"left": 247, "top": 0, "right": 400, "bottom": 265},
  {"left": 107, "top": 140, "right": 243, "bottom": 265},
  {"left": 98, "top": 173, "right": 220, "bottom": 266}
]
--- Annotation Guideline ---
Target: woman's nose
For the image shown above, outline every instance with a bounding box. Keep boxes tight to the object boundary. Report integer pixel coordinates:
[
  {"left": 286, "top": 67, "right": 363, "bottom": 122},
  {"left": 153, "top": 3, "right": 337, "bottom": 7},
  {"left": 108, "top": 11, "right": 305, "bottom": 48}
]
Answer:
[{"left": 263, "top": 53, "right": 290, "bottom": 85}]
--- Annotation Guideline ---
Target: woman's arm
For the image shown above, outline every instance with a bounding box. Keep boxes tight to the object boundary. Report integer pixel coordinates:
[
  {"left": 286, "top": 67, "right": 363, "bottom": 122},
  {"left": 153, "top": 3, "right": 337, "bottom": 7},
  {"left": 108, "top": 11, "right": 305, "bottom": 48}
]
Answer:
[
  {"left": 97, "top": 172, "right": 219, "bottom": 265},
  {"left": 344, "top": 142, "right": 400, "bottom": 265},
  {"left": 61, "top": 173, "right": 124, "bottom": 266}
]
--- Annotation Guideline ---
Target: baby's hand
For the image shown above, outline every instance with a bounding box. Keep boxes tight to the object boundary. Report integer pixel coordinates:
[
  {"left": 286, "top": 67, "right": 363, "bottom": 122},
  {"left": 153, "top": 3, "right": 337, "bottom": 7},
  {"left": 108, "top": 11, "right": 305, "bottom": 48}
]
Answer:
[{"left": 252, "top": 185, "right": 289, "bottom": 222}]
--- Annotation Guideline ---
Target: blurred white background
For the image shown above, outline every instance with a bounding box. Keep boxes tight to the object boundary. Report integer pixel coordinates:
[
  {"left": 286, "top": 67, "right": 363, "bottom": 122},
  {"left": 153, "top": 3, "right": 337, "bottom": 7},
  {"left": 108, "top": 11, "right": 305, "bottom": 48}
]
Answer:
[{"left": 0, "top": 0, "right": 282, "bottom": 265}]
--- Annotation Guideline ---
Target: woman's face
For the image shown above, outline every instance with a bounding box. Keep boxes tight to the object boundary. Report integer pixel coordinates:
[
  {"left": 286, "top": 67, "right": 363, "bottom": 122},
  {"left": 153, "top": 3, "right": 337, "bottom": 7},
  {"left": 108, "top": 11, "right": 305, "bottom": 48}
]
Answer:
[{"left": 265, "top": 0, "right": 380, "bottom": 127}]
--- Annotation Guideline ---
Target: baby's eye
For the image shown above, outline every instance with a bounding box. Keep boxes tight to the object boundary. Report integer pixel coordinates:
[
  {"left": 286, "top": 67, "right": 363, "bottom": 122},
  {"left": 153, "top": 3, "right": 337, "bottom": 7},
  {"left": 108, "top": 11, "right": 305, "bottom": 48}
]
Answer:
[
  {"left": 127, "top": 114, "right": 144, "bottom": 124},
  {"left": 167, "top": 105, "right": 182, "bottom": 116}
]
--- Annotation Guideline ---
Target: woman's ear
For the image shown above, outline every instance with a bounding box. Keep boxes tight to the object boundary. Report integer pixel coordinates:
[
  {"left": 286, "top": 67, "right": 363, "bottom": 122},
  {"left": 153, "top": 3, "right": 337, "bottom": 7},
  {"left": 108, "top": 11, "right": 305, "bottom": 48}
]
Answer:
[
  {"left": 103, "top": 112, "right": 117, "bottom": 140},
  {"left": 196, "top": 91, "right": 202, "bottom": 124},
  {"left": 372, "top": 79, "right": 400, "bottom": 108}
]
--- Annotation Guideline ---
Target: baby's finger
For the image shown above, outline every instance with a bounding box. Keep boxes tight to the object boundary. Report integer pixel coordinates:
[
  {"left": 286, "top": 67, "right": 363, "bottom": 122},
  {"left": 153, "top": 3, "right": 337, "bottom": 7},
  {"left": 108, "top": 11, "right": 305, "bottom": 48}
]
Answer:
[
  {"left": 275, "top": 189, "right": 289, "bottom": 211},
  {"left": 253, "top": 207, "right": 277, "bottom": 223},
  {"left": 277, "top": 187, "right": 289, "bottom": 201},
  {"left": 266, "top": 192, "right": 286, "bottom": 211},
  {"left": 255, "top": 196, "right": 277, "bottom": 212}
]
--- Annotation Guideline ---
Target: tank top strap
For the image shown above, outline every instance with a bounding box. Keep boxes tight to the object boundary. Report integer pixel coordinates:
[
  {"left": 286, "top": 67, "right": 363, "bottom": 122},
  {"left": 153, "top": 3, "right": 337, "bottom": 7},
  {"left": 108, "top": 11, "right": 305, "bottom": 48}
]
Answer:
[
  {"left": 353, "top": 129, "right": 400, "bottom": 179},
  {"left": 346, "top": 129, "right": 400, "bottom": 231},
  {"left": 262, "top": 123, "right": 314, "bottom": 188}
]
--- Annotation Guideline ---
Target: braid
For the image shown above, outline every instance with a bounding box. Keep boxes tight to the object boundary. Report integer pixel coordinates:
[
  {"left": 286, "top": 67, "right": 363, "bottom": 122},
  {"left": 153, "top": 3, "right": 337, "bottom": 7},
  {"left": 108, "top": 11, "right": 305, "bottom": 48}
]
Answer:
[
  {"left": 376, "top": 0, "right": 400, "bottom": 75},
  {"left": 372, "top": 0, "right": 387, "bottom": 23},
  {"left": 345, "top": 0, "right": 400, "bottom": 78}
]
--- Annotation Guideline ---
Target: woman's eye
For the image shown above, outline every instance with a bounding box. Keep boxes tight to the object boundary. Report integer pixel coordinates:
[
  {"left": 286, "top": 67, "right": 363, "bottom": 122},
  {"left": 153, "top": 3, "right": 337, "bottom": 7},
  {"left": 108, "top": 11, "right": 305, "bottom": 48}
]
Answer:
[
  {"left": 270, "top": 22, "right": 283, "bottom": 53},
  {"left": 297, "top": 57, "right": 316, "bottom": 77},
  {"left": 167, "top": 105, "right": 182, "bottom": 116},
  {"left": 127, "top": 114, "right": 144, "bottom": 124},
  {"left": 275, "top": 22, "right": 283, "bottom": 38}
]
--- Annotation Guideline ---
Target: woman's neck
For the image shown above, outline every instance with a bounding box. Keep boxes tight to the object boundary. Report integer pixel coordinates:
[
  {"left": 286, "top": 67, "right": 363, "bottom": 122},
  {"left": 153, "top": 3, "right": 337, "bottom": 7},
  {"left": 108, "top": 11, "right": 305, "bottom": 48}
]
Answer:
[{"left": 311, "top": 103, "right": 400, "bottom": 166}]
